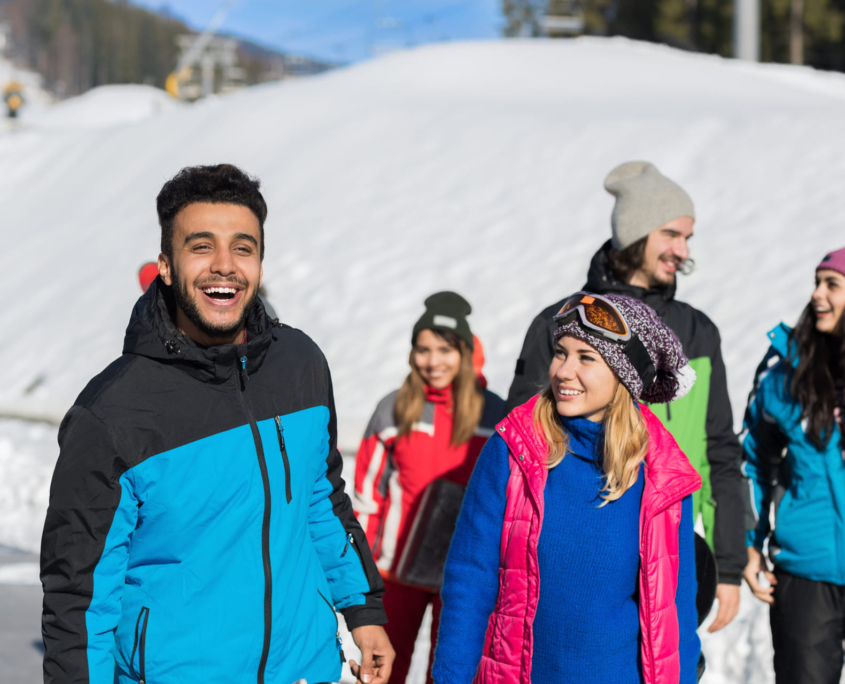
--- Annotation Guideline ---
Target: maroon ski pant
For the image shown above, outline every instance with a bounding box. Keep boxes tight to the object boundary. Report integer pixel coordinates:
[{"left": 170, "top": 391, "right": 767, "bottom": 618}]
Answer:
[{"left": 382, "top": 577, "right": 443, "bottom": 684}]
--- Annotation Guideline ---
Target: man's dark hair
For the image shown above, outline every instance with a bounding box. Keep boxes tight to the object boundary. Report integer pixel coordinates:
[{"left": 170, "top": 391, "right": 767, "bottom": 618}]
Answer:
[
  {"left": 157, "top": 164, "right": 268, "bottom": 260},
  {"left": 607, "top": 236, "right": 647, "bottom": 283},
  {"left": 787, "top": 304, "right": 845, "bottom": 449}
]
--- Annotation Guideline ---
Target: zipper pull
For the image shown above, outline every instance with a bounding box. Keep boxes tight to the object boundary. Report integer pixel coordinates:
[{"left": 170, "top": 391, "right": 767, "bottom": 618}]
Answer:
[
  {"left": 341, "top": 533, "right": 354, "bottom": 557},
  {"left": 239, "top": 356, "right": 249, "bottom": 385},
  {"left": 337, "top": 632, "right": 346, "bottom": 662}
]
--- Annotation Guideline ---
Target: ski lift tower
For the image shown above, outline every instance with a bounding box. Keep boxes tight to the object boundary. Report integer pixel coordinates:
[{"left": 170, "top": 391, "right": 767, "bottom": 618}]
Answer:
[
  {"left": 166, "top": 0, "right": 244, "bottom": 100},
  {"left": 173, "top": 34, "right": 246, "bottom": 99}
]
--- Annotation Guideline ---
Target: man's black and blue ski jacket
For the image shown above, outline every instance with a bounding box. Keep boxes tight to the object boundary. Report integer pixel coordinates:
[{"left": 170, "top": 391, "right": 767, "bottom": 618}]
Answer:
[{"left": 41, "top": 278, "right": 386, "bottom": 684}]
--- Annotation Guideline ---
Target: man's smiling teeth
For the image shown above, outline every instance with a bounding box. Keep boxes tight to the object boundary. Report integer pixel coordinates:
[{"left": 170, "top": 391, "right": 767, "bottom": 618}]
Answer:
[{"left": 202, "top": 287, "right": 237, "bottom": 294}]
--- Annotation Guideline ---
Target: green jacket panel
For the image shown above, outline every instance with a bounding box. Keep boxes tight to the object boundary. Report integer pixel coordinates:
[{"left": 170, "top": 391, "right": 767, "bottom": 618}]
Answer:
[{"left": 647, "top": 356, "right": 715, "bottom": 548}]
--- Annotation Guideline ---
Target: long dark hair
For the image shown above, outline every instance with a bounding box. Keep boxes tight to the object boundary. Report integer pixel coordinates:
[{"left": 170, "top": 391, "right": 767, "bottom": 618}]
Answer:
[{"left": 787, "top": 303, "right": 845, "bottom": 449}]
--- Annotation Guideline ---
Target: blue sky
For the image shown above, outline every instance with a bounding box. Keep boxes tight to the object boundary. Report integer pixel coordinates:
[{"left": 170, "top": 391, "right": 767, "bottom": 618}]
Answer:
[{"left": 132, "top": 0, "right": 504, "bottom": 63}]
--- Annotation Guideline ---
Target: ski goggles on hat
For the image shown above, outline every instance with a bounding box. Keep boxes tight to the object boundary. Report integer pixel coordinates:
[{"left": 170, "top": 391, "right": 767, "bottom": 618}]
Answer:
[
  {"left": 553, "top": 292, "right": 631, "bottom": 342},
  {"left": 553, "top": 292, "right": 656, "bottom": 387}
]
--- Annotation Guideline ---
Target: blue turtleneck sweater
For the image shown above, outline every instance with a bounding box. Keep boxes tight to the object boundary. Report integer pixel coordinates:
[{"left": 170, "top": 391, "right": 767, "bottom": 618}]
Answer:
[{"left": 433, "top": 415, "right": 699, "bottom": 684}]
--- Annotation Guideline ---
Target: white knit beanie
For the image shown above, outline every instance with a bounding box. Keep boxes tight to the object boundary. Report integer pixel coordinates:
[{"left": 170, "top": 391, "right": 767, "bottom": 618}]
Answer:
[{"left": 604, "top": 161, "right": 695, "bottom": 250}]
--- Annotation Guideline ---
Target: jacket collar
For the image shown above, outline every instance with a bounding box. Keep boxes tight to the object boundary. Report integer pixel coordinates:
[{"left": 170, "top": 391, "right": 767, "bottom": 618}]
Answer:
[
  {"left": 767, "top": 322, "right": 796, "bottom": 367},
  {"left": 497, "top": 398, "right": 700, "bottom": 512},
  {"left": 122, "top": 276, "right": 274, "bottom": 384},
  {"left": 583, "top": 240, "right": 677, "bottom": 314},
  {"left": 425, "top": 384, "right": 453, "bottom": 405},
  {"left": 496, "top": 396, "right": 549, "bottom": 505}
]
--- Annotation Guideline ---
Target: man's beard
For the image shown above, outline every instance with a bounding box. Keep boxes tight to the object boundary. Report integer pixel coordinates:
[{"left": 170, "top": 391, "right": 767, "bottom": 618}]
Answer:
[
  {"left": 651, "top": 254, "right": 694, "bottom": 286},
  {"left": 172, "top": 270, "right": 258, "bottom": 342}
]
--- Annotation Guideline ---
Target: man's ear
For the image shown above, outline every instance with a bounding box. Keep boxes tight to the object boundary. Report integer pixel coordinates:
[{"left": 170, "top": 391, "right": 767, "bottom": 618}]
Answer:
[{"left": 158, "top": 253, "right": 173, "bottom": 286}]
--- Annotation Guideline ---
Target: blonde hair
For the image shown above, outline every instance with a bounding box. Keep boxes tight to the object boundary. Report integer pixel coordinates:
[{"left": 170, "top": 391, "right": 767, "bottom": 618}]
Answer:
[
  {"left": 532, "top": 382, "right": 649, "bottom": 503},
  {"left": 395, "top": 331, "right": 484, "bottom": 447}
]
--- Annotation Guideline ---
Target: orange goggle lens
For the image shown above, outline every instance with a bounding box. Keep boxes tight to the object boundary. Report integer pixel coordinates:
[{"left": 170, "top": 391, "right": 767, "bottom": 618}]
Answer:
[{"left": 554, "top": 293, "right": 631, "bottom": 341}]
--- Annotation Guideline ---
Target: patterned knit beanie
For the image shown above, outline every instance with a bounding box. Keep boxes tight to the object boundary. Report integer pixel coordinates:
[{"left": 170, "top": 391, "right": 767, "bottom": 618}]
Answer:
[{"left": 553, "top": 293, "right": 696, "bottom": 403}]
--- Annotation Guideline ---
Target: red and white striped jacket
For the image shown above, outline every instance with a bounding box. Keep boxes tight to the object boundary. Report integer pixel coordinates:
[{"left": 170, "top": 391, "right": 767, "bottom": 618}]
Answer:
[{"left": 353, "top": 384, "right": 505, "bottom": 576}]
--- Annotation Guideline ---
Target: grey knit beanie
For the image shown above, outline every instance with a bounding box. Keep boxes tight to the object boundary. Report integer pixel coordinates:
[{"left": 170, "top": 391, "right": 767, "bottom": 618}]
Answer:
[
  {"left": 604, "top": 161, "right": 695, "bottom": 250},
  {"left": 553, "top": 293, "right": 696, "bottom": 403}
]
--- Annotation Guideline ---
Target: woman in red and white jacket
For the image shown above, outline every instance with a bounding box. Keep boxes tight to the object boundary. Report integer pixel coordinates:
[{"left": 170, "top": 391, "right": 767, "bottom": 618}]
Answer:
[{"left": 353, "top": 291, "right": 505, "bottom": 684}]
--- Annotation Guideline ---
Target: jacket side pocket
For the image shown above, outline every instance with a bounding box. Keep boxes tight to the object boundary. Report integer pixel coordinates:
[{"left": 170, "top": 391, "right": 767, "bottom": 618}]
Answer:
[
  {"left": 317, "top": 589, "right": 346, "bottom": 665},
  {"left": 129, "top": 606, "right": 150, "bottom": 683}
]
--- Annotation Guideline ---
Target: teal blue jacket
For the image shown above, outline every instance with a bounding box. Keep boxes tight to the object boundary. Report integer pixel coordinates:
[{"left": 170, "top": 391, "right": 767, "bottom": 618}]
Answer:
[
  {"left": 742, "top": 323, "right": 845, "bottom": 585},
  {"left": 41, "top": 279, "right": 386, "bottom": 683}
]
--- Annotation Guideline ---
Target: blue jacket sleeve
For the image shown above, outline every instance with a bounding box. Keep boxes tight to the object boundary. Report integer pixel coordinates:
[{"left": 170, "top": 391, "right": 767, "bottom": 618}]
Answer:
[
  {"left": 433, "top": 434, "right": 510, "bottom": 684},
  {"left": 677, "top": 495, "right": 701, "bottom": 684},
  {"left": 308, "top": 367, "right": 386, "bottom": 629},
  {"left": 740, "top": 358, "right": 788, "bottom": 549}
]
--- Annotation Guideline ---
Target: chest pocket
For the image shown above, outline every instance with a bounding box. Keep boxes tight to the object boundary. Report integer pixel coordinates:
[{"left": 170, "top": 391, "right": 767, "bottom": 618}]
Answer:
[{"left": 274, "top": 416, "right": 293, "bottom": 504}]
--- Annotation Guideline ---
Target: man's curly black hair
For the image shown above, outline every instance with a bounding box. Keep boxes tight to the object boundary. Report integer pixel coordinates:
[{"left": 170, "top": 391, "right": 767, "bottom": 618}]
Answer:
[{"left": 157, "top": 164, "right": 268, "bottom": 261}]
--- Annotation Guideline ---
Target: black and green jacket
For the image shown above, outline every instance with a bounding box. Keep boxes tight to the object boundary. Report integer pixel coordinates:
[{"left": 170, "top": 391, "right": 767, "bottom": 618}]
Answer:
[{"left": 504, "top": 240, "right": 746, "bottom": 583}]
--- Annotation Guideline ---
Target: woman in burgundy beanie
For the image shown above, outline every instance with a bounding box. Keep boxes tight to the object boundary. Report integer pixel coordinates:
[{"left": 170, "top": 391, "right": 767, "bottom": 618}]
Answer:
[{"left": 743, "top": 246, "right": 845, "bottom": 684}]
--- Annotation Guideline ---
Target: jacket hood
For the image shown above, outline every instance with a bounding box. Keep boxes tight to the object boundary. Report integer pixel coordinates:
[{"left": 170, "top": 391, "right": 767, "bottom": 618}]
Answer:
[
  {"left": 123, "top": 276, "right": 275, "bottom": 384},
  {"left": 583, "top": 240, "right": 677, "bottom": 315}
]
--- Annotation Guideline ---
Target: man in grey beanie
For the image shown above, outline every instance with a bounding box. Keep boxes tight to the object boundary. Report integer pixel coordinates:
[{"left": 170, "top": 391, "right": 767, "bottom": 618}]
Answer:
[
  {"left": 506, "top": 161, "right": 745, "bottom": 633},
  {"left": 604, "top": 160, "right": 696, "bottom": 285}
]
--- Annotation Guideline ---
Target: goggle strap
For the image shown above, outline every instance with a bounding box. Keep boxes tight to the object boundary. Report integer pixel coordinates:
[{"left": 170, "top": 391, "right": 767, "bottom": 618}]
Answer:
[{"left": 623, "top": 336, "right": 656, "bottom": 388}]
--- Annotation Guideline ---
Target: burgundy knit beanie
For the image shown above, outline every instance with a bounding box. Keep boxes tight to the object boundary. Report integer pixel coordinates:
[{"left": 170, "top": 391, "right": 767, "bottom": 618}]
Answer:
[
  {"left": 553, "top": 294, "right": 696, "bottom": 403},
  {"left": 817, "top": 246, "right": 845, "bottom": 278}
]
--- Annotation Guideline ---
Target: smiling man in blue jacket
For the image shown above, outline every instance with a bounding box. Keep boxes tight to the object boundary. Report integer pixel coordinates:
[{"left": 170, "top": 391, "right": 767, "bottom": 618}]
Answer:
[{"left": 40, "top": 164, "right": 393, "bottom": 684}]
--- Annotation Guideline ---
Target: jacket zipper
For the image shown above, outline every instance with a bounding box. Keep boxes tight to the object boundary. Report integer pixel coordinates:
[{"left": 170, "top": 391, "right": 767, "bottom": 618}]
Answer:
[
  {"left": 341, "top": 532, "right": 366, "bottom": 568},
  {"left": 235, "top": 354, "right": 273, "bottom": 684},
  {"left": 274, "top": 416, "right": 293, "bottom": 504},
  {"left": 666, "top": 402, "right": 672, "bottom": 421},
  {"left": 129, "top": 606, "right": 150, "bottom": 683},
  {"left": 317, "top": 589, "right": 346, "bottom": 664}
]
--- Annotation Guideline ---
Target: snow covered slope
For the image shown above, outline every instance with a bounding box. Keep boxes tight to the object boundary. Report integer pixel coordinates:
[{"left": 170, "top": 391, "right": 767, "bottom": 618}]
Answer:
[
  {"left": 21, "top": 84, "right": 179, "bottom": 130},
  {"left": 2, "top": 38, "right": 843, "bottom": 440},
  {"left": 1, "top": 37, "right": 844, "bottom": 683}
]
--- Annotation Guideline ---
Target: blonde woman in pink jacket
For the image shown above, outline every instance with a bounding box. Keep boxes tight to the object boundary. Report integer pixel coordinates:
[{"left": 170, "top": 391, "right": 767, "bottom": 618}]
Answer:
[{"left": 433, "top": 293, "right": 702, "bottom": 684}]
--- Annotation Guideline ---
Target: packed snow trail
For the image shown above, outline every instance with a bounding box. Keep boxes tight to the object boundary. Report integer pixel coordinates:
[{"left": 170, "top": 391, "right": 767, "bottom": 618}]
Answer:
[{"left": 1, "top": 37, "right": 845, "bottom": 683}]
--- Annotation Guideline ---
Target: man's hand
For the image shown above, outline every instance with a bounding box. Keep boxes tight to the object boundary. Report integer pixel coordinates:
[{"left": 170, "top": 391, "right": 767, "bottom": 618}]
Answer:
[
  {"left": 707, "top": 583, "right": 740, "bottom": 632},
  {"left": 744, "top": 545, "right": 777, "bottom": 605},
  {"left": 349, "top": 625, "right": 395, "bottom": 684}
]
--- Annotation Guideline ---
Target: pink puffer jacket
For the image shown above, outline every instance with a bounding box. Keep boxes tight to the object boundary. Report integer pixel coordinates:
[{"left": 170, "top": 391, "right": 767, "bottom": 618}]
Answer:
[{"left": 474, "top": 397, "right": 701, "bottom": 684}]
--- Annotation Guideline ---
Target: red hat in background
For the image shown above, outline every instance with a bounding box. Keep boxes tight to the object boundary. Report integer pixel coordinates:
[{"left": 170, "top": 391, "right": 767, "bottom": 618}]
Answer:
[{"left": 138, "top": 262, "right": 159, "bottom": 292}]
